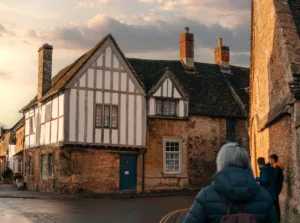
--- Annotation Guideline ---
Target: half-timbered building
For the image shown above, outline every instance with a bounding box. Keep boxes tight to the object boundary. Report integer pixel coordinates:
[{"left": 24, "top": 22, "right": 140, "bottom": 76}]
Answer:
[{"left": 20, "top": 28, "right": 249, "bottom": 193}]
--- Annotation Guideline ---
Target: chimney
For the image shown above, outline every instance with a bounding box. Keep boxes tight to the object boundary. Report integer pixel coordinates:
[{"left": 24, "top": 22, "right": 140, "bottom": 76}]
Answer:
[
  {"left": 38, "top": 43, "right": 53, "bottom": 100},
  {"left": 180, "top": 27, "right": 194, "bottom": 69},
  {"left": 214, "top": 38, "right": 230, "bottom": 69}
]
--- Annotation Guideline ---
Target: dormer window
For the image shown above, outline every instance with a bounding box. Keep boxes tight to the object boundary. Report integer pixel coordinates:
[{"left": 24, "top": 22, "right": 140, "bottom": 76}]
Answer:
[{"left": 156, "top": 99, "right": 177, "bottom": 116}]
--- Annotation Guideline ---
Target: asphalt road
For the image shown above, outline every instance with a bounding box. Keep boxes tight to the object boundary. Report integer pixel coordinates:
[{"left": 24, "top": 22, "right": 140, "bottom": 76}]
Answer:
[{"left": 0, "top": 195, "right": 195, "bottom": 223}]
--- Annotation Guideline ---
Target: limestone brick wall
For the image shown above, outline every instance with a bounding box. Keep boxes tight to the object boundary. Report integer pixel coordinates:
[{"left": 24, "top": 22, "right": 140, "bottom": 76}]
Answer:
[
  {"left": 188, "top": 116, "right": 226, "bottom": 187},
  {"left": 145, "top": 118, "right": 189, "bottom": 192}
]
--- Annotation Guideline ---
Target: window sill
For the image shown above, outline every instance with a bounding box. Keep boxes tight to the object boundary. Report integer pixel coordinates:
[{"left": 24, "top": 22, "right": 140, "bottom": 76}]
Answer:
[
  {"left": 148, "top": 116, "right": 188, "bottom": 120},
  {"left": 162, "top": 173, "right": 187, "bottom": 178}
]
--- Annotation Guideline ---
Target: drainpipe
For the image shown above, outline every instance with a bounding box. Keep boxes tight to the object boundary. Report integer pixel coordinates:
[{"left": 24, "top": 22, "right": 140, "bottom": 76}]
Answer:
[{"left": 142, "top": 94, "right": 150, "bottom": 193}]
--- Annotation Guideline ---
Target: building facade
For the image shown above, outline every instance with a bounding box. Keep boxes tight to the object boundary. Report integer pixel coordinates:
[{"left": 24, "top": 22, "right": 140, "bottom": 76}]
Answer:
[
  {"left": 250, "top": 1, "right": 300, "bottom": 222},
  {"left": 20, "top": 28, "right": 249, "bottom": 193}
]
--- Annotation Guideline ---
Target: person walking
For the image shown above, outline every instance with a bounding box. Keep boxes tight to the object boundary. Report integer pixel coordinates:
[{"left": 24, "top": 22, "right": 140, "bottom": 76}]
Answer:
[
  {"left": 183, "top": 143, "right": 278, "bottom": 223},
  {"left": 256, "top": 157, "right": 273, "bottom": 191},
  {"left": 269, "top": 154, "right": 284, "bottom": 221}
]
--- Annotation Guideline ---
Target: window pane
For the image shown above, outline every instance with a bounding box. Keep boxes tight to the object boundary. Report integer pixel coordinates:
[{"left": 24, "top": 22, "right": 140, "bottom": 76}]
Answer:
[
  {"left": 48, "top": 154, "right": 54, "bottom": 176},
  {"left": 162, "top": 100, "right": 170, "bottom": 115},
  {"left": 42, "top": 155, "right": 47, "bottom": 179},
  {"left": 170, "top": 101, "right": 176, "bottom": 115},
  {"left": 112, "top": 106, "right": 118, "bottom": 128},
  {"left": 95, "top": 105, "right": 103, "bottom": 128},
  {"left": 104, "top": 105, "right": 111, "bottom": 127},
  {"left": 156, "top": 100, "right": 161, "bottom": 115},
  {"left": 164, "top": 140, "right": 181, "bottom": 173}
]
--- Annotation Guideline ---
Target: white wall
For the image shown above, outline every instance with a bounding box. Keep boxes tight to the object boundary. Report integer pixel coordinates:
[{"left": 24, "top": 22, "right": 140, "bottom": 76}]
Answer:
[{"left": 25, "top": 94, "right": 64, "bottom": 149}]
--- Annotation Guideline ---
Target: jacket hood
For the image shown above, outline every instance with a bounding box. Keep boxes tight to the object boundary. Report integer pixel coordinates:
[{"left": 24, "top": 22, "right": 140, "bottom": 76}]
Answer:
[
  {"left": 274, "top": 162, "right": 284, "bottom": 171},
  {"left": 211, "top": 167, "right": 260, "bottom": 202}
]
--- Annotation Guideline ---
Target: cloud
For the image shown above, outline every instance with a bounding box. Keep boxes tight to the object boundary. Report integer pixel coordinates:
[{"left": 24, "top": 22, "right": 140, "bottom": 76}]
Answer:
[
  {"left": 36, "top": 14, "right": 249, "bottom": 55},
  {"left": 161, "top": 1, "right": 178, "bottom": 11},
  {"left": 76, "top": 0, "right": 111, "bottom": 8},
  {"left": 23, "top": 29, "right": 38, "bottom": 38},
  {"left": 0, "top": 24, "right": 7, "bottom": 33},
  {"left": 138, "top": 0, "right": 164, "bottom": 3}
]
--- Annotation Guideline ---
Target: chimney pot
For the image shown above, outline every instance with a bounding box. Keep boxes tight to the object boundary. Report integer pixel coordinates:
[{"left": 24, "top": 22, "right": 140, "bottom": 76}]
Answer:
[{"left": 185, "top": 27, "right": 190, "bottom": 33}]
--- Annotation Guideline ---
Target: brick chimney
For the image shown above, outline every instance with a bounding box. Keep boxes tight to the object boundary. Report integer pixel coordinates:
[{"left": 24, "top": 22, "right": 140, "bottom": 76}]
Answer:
[
  {"left": 180, "top": 27, "right": 194, "bottom": 69},
  {"left": 214, "top": 38, "right": 230, "bottom": 69},
  {"left": 38, "top": 43, "right": 53, "bottom": 100}
]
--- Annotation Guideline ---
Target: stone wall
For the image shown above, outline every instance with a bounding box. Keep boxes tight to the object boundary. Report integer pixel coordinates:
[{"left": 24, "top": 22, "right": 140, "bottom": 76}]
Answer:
[
  {"left": 145, "top": 118, "right": 189, "bottom": 192},
  {"left": 188, "top": 116, "right": 226, "bottom": 187}
]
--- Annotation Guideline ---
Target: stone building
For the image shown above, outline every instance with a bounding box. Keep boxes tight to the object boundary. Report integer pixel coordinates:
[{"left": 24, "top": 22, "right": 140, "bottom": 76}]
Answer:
[
  {"left": 250, "top": 0, "right": 300, "bottom": 222},
  {"left": 20, "top": 28, "right": 249, "bottom": 193}
]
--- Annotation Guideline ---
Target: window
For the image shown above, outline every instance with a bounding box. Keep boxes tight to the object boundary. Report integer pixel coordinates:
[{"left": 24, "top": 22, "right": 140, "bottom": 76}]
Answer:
[
  {"left": 41, "top": 155, "right": 47, "bottom": 179},
  {"left": 16, "top": 159, "right": 22, "bottom": 173},
  {"left": 163, "top": 138, "right": 182, "bottom": 174},
  {"left": 28, "top": 156, "right": 33, "bottom": 176},
  {"left": 111, "top": 106, "right": 118, "bottom": 128},
  {"left": 156, "top": 99, "right": 177, "bottom": 116},
  {"left": 45, "top": 103, "right": 52, "bottom": 122},
  {"left": 29, "top": 117, "right": 34, "bottom": 134},
  {"left": 226, "top": 119, "right": 237, "bottom": 142},
  {"left": 95, "top": 105, "right": 119, "bottom": 129},
  {"left": 48, "top": 154, "right": 54, "bottom": 177},
  {"left": 95, "top": 105, "right": 103, "bottom": 128},
  {"left": 104, "top": 105, "right": 111, "bottom": 128}
]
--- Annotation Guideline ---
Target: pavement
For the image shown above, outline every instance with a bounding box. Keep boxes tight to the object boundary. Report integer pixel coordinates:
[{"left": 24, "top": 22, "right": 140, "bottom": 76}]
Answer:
[
  {"left": 0, "top": 184, "right": 195, "bottom": 223},
  {"left": 0, "top": 183, "right": 199, "bottom": 200}
]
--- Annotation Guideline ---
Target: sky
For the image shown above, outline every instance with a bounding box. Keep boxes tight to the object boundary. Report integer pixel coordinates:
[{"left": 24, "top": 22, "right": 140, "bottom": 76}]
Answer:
[{"left": 0, "top": 0, "right": 251, "bottom": 128}]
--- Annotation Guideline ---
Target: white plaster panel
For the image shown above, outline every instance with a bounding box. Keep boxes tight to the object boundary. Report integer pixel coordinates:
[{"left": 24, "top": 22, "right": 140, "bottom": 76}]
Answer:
[
  {"left": 128, "top": 79, "right": 135, "bottom": 92},
  {"left": 174, "top": 88, "right": 181, "bottom": 98},
  {"left": 105, "top": 71, "right": 111, "bottom": 90},
  {"left": 128, "top": 95, "right": 134, "bottom": 145},
  {"left": 58, "top": 94, "right": 64, "bottom": 117},
  {"left": 25, "top": 137, "right": 30, "bottom": 149},
  {"left": 87, "top": 91, "right": 94, "bottom": 143},
  {"left": 113, "top": 72, "right": 119, "bottom": 91},
  {"left": 120, "top": 73, "right": 127, "bottom": 91},
  {"left": 40, "top": 124, "right": 45, "bottom": 146},
  {"left": 112, "top": 130, "right": 118, "bottom": 144},
  {"left": 52, "top": 97, "right": 59, "bottom": 119},
  {"left": 69, "top": 89, "right": 77, "bottom": 142},
  {"left": 149, "top": 98, "right": 155, "bottom": 116},
  {"left": 163, "top": 79, "right": 168, "bottom": 97},
  {"left": 30, "top": 134, "right": 35, "bottom": 148},
  {"left": 25, "top": 119, "right": 29, "bottom": 135},
  {"left": 136, "top": 95, "right": 142, "bottom": 145},
  {"left": 95, "top": 129, "right": 102, "bottom": 144},
  {"left": 105, "top": 46, "right": 112, "bottom": 67},
  {"left": 88, "top": 69, "right": 94, "bottom": 88},
  {"left": 25, "top": 112, "right": 29, "bottom": 119},
  {"left": 45, "top": 122, "right": 50, "bottom": 145},
  {"left": 120, "top": 94, "right": 127, "bottom": 144},
  {"left": 78, "top": 90, "right": 85, "bottom": 142},
  {"left": 153, "top": 87, "right": 161, "bottom": 97},
  {"left": 96, "top": 70, "right": 103, "bottom": 89},
  {"left": 51, "top": 119, "right": 58, "bottom": 144},
  {"left": 167, "top": 79, "right": 173, "bottom": 97},
  {"left": 97, "top": 54, "right": 103, "bottom": 66},
  {"left": 104, "top": 92, "right": 111, "bottom": 104},
  {"left": 58, "top": 117, "right": 64, "bottom": 142},
  {"left": 112, "top": 93, "right": 118, "bottom": 105},
  {"left": 41, "top": 105, "right": 46, "bottom": 123},
  {"left": 179, "top": 100, "right": 184, "bottom": 117},
  {"left": 96, "top": 91, "right": 103, "bottom": 104},
  {"left": 104, "top": 129, "right": 110, "bottom": 144},
  {"left": 79, "top": 73, "right": 86, "bottom": 87},
  {"left": 29, "top": 109, "right": 34, "bottom": 117},
  {"left": 113, "top": 55, "right": 119, "bottom": 69}
]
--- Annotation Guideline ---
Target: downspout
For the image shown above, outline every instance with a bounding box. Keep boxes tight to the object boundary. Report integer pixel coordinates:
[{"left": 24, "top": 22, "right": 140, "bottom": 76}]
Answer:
[{"left": 142, "top": 94, "right": 150, "bottom": 193}]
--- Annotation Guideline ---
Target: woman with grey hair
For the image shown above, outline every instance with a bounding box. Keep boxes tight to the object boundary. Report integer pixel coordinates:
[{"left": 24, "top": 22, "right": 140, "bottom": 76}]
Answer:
[{"left": 183, "top": 143, "right": 278, "bottom": 223}]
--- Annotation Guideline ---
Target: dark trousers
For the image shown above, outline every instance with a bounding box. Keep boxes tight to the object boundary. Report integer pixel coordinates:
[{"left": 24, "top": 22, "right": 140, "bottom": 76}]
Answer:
[{"left": 273, "top": 200, "right": 280, "bottom": 221}]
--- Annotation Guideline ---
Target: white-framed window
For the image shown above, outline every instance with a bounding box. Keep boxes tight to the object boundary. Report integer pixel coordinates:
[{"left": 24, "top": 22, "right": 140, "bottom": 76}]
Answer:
[
  {"left": 48, "top": 154, "right": 54, "bottom": 177},
  {"left": 163, "top": 138, "right": 182, "bottom": 174},
  {"left": 15, "top": 158, "right": 22, "bottom": 173}
]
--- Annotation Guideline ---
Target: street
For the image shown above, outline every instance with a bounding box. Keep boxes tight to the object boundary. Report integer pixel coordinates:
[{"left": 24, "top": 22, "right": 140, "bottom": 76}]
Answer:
[{"left": 0, "top": 195, "right": 194, "bottom": 223}]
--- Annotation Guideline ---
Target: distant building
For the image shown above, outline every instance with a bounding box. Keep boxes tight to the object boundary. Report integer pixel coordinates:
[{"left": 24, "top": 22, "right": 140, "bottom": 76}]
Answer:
[{"left": 20, "top": 28, "right": 249, "bottom": 193}]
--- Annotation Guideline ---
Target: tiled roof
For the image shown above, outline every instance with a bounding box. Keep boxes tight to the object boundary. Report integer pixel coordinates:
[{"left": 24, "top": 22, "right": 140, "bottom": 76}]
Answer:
[
  {"left": 20, "top": 34, "right": 144, "bottom": 112},
  {"left": 289, "top": 0, "right": 300, "bottom": 37},
  {"left": 128, "top": 58, "right": 249, "bottom": 118}
]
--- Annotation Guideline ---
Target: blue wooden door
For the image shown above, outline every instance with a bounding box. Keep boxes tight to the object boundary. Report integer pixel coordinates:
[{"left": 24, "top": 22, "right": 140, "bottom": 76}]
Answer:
[{"left": 119, "top": 155, "right": 137, "bottom": 191}]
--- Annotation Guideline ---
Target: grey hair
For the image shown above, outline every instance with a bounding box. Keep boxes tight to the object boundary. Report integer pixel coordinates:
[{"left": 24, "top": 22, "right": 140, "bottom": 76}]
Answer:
[{"left": 216, "top": 142, "right": 252, "bottom": 172}]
